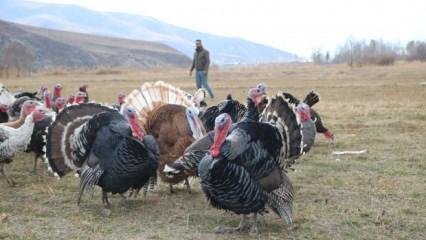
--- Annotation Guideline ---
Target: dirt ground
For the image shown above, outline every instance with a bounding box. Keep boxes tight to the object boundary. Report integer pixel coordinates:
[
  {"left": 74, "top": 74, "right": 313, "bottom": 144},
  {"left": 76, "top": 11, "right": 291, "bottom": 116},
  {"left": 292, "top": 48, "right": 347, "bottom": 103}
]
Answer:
[{"left": 0, "top": 62, "right": 425, "bottom": 239}]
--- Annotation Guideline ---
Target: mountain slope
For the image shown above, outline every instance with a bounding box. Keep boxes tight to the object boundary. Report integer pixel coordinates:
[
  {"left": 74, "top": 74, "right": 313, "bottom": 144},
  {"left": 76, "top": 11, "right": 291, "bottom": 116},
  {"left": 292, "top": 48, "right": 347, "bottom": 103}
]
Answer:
[
  {"left": 0, "top": 0, "right": 299, "bottom": 64},
  {"left": 0, "top": 19, "right": 191, "bottom": 71}
]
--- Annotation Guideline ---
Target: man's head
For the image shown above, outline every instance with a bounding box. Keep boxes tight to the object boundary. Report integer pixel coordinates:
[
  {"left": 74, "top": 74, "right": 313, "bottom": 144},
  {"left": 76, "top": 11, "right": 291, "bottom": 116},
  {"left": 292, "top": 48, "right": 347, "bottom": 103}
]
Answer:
[{"left": 195, "top": 39, "right": 202, "bottom": 49}]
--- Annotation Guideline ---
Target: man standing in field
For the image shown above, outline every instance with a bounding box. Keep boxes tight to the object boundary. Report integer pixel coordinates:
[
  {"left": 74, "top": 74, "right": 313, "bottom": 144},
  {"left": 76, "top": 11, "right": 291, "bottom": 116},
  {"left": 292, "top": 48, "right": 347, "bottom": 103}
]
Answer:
[{"left": 190, "top": 39, "right": 214, "bottom": 98}]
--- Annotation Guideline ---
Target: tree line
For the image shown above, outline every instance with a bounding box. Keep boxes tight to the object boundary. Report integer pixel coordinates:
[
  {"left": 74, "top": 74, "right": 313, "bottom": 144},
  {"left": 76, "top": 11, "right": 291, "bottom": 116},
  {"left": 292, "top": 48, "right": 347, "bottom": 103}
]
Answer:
[{"left": 312, "top": 38, "right": 426, "bottom": 66}]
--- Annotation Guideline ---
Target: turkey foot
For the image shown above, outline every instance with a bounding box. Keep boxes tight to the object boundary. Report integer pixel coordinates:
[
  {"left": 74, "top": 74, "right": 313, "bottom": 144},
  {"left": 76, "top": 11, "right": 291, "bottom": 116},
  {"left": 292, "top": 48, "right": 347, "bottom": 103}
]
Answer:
[
  {"left": 214, "top": 215, "right": 250, "bottom": 234},
  {"left": 119, "top": 193, "right": 128, "bottom": 203},
  {"left": 0, "top": 164, "right": 17, "bottom": 187},
  {"left": 31, "top": 155, "right": 39, "bottom": 174},
  {"left": 101, "top": 191, "right": 111, "bottom": 216},
  {"left": 128, "top": 188, "right": 141, "bottom": 198},
  {"left": 169, "top": 183, "right": 175, "bottom": 194},
  {"left": 249, "top": 213, "right": 259, "bottom": 235},
  {"left": 184, "top": 178, "right": 192, "bottom": 193}
]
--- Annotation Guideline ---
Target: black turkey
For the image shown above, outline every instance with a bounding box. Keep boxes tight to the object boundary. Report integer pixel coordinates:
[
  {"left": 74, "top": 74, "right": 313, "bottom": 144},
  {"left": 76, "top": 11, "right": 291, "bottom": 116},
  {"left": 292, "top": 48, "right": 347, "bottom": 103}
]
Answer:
[
  {"left": 13, "top": 91, "right": 40, "bottom": 101},
  {"left": 9, "top": 96, "right": 32, "bottom": 119},
  {"left": 199, "top": 94, "right": 247, "bottom": 131},
  {"left": 198, "top": 89, "right": 305, "bottom": 233},
  {"left": 25, "top": 115, "right": 53, "bottom": 173},
  {"left": 45, "top": 103, "right": 159, "bottom": 211},
  {"left": 163, "top": 85, "right": 267, "bottom": 181}
]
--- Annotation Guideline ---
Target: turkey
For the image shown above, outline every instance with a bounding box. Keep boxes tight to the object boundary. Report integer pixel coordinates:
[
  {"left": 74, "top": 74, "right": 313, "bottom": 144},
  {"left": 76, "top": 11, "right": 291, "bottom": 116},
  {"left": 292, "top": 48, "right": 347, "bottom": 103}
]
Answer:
[
  {"left": 8, "top": 87, "right": 48, "bottom": 120},
  {"left": 284, "top": 90, "right": 334, "bottom": 140},
  {"left": 122, "top": 81, "right": 206, "bottom": 193},
  {"left": 112, "top": 93, "right": 126, "bottom": 111},
  {"left": 54, "top": 98, "right": 66, "bottom": 113},
  {"left": 0, "top": 84, "right": 16, "bottom": 107},
  {"left": 52, "top": 83, "right": 62, "bottom": 102},
  {"left": 45, "top": 103, "right": 159, "bottom": 211},
  {"left": 13, "top": 91, "right": 40, "bottom": 101},
  {"left": 1, "top": 100, "right": 40, "bottom": 128},
  {"left": 296, "top": 102, "right": 317, "bottom": 153},
  {"left": 9, "top": 96, "right": 32, "bottom": 120},
  {"left": 199, "top": 94, "right": 247, "bottom": 132},
  {"left": 75, "top": 91, "right": 88, "bottom": 104},
  {"left": 197, "top": 89, "right": 305, "bottom": 233},
  {"left": 199, "top": 83, "right": 269, "bottom": 132},
  {"left": 163, "top": 84, "right": 268, "bottom": 180},
  {"left": 67, "top": 95, "right": 75, "bottom": 105},
  {"left": 79, "top": 84, "right": 89, "bottom": 103},
  {"left": 0, "top": 104, "right": 9, "bottom": 123},
  {"left": 26, "top": 114, "right": 53, "bottom": 173},
  {"left": 0, "top": 108, "right": 48, "bottom": 186}
]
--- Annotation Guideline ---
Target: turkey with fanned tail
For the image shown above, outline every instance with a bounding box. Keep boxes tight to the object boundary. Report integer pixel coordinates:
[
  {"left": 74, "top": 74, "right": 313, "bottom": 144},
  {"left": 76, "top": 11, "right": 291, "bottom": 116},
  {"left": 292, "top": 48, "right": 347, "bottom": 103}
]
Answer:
[
  {"left": 198, "top": 88, "right": 304, "bottom": 233},
  {"left": 45, "top": 103, "right": 159, "bottom": 211},
  {"left": 121, "top": 81, "right": 205, "bottom": 194}
]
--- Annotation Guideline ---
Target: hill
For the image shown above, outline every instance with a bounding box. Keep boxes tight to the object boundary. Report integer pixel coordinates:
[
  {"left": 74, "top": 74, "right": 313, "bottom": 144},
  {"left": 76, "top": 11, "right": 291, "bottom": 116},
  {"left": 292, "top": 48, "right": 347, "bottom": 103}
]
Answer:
[
  {"left": 0, "top": 0, "right": 299, "bottom": 65},
  {"left": 0, "top": 19, "right": 191, "bottom": 73}
]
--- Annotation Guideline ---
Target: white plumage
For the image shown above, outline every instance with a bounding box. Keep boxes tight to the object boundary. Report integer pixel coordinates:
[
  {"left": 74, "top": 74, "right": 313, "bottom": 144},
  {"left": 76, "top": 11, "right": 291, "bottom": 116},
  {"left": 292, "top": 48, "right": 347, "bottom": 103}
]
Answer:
[
  {"left": 0, "top": 84, "right": 16, "bottom": 106},
  {"left": 0, "top": 113, "right": 37, "bottom": 160},
  {"left": 122, "top": 81, "right": 203, "bottom": 132}
]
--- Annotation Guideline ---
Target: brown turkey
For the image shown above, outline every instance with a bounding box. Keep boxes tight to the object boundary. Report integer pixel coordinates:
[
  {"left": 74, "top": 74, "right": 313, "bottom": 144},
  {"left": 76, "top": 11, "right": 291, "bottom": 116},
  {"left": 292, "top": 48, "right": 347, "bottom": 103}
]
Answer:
[{"left": 122, "top": 81, "right": 206, "bottom": 193}]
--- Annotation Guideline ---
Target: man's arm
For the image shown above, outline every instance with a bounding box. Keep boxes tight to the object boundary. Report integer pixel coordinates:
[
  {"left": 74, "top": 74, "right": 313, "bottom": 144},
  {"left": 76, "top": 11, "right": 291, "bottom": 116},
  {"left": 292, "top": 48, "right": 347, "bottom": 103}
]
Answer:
[
  {"left": 189, "top": 53, "right": 195, "bottom": 74},
  {"left": 204, "top": 50, "right": 210, "bottom": 74}
]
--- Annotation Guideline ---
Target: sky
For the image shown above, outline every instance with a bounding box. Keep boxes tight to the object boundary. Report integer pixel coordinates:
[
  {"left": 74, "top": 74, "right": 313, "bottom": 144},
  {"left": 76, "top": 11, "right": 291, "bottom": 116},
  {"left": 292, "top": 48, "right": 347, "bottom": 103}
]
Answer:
[{"left": 33, "top": 0, "right": 426, "bottom": 58}]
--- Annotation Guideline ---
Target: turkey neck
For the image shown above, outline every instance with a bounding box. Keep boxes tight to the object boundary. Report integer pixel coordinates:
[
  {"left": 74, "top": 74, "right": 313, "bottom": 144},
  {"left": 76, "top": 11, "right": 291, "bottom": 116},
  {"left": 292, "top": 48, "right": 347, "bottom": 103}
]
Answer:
[
  {"left": 243, "top": 97, "right": 259, "bottom": 122},
  {"left": 11, "top": 115, "right": 36, "bottom": 151}
]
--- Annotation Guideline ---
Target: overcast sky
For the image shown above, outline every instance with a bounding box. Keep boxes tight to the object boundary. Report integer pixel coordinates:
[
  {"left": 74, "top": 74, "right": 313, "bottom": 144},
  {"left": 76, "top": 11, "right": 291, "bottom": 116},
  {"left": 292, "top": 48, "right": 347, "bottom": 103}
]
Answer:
[{"left": 34, "top": 0, "right": 426, "bottom": 58}]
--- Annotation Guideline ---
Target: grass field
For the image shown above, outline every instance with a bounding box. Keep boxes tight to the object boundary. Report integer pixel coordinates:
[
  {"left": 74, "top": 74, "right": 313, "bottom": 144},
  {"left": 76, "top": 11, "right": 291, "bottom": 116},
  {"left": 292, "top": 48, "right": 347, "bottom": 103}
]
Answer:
[{"left": 0, "top": 62, "right": 425, "bottom": 240}]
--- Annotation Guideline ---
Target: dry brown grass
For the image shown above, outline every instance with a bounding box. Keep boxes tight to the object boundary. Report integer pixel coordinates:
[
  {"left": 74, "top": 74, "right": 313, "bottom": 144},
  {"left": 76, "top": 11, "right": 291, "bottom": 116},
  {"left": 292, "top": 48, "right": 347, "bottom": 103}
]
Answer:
[{"left": 0, "top": 62, "right": 425, "bottom": 239}]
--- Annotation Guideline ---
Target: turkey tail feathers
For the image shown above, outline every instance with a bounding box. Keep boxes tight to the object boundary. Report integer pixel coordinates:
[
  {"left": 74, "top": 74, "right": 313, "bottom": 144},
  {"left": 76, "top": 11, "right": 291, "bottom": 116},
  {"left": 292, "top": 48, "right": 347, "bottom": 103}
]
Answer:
[
  {"left": 303, "top": 90, "right": 320, "bottom": 107},
  {"left": 45, "top": 103, "right": 116, "bottom": 177},
  {"left": 124, "top": 81, "right": 197, "bottom": 130},
  {"left": 266, "top": 172, "right": 294, "bottom": 224},
  {"left": 260, "top": 93, "right": 304, "bottom": 167}
]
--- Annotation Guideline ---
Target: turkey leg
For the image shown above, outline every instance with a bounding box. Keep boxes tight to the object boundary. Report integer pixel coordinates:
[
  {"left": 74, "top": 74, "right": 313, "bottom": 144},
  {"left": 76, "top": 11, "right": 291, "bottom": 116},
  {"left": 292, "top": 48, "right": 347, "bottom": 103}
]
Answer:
[
  {"left": 102, "top": 190, "right": 111, "bottom": 208},
  {"left": 249, "top": 213, "right": 259, "bottom": 235},
  {"left": 214, "top": 215, "right": 250, "bottom": 234},
  {"left": 0, "top": 163, "right": 16, "bottom": 187},
  {"left": 31, "top": 154, "right": 39, "bottom": 174},
  {"left": 184, "top": 178, "right": 192, "bottom": 193}
]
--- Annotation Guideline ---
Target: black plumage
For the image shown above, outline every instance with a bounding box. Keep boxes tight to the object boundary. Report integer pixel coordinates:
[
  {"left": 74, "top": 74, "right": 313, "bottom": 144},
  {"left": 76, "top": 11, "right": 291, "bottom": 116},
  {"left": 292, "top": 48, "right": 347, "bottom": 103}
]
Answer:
[
  {"left": 198, "top": 91, "right": 303, "bottom": 232},
  {"left": 200, "top": 94, "right": 247, "bottom": 131},
  {"left": 0, "top": 112, "right": 9, "bottom": 123},
  {"left": 199, "top": 154, "right": 268, "bottom": 215},
  {"left": 283, "top": 90, "right": 334, "bottom": 140},
  {"left": 45, "top": 103, "right": 159, "bottom": 210},
  {"left": 13, "top": 91, "right": 40, "bottom": 101},
  {"left": 25, "top": 116, "right": 53, "bottom": 173},
  {"left": 9, "top": 96, "right": 32, "bottom": 119}
]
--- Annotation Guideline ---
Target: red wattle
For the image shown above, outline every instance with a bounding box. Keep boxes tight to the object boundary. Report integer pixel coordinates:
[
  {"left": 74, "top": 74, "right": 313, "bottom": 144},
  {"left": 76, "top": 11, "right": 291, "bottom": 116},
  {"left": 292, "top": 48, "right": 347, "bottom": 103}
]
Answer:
[
  {"left": 54, "top": 88, "right": 62, "bottom": 98},
  {"left": 324, "top": 130, "right": 334, "bottom": 140},
  {"left": 211, "top": 146, "right": 220, "bottom": 158}
]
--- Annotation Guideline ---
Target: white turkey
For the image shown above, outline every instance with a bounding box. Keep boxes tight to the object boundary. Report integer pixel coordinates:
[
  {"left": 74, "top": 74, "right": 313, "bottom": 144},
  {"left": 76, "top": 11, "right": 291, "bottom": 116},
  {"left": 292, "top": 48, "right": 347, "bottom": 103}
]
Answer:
[{"left": 0, "top": 107, "right": 48, "bottom": 186}]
